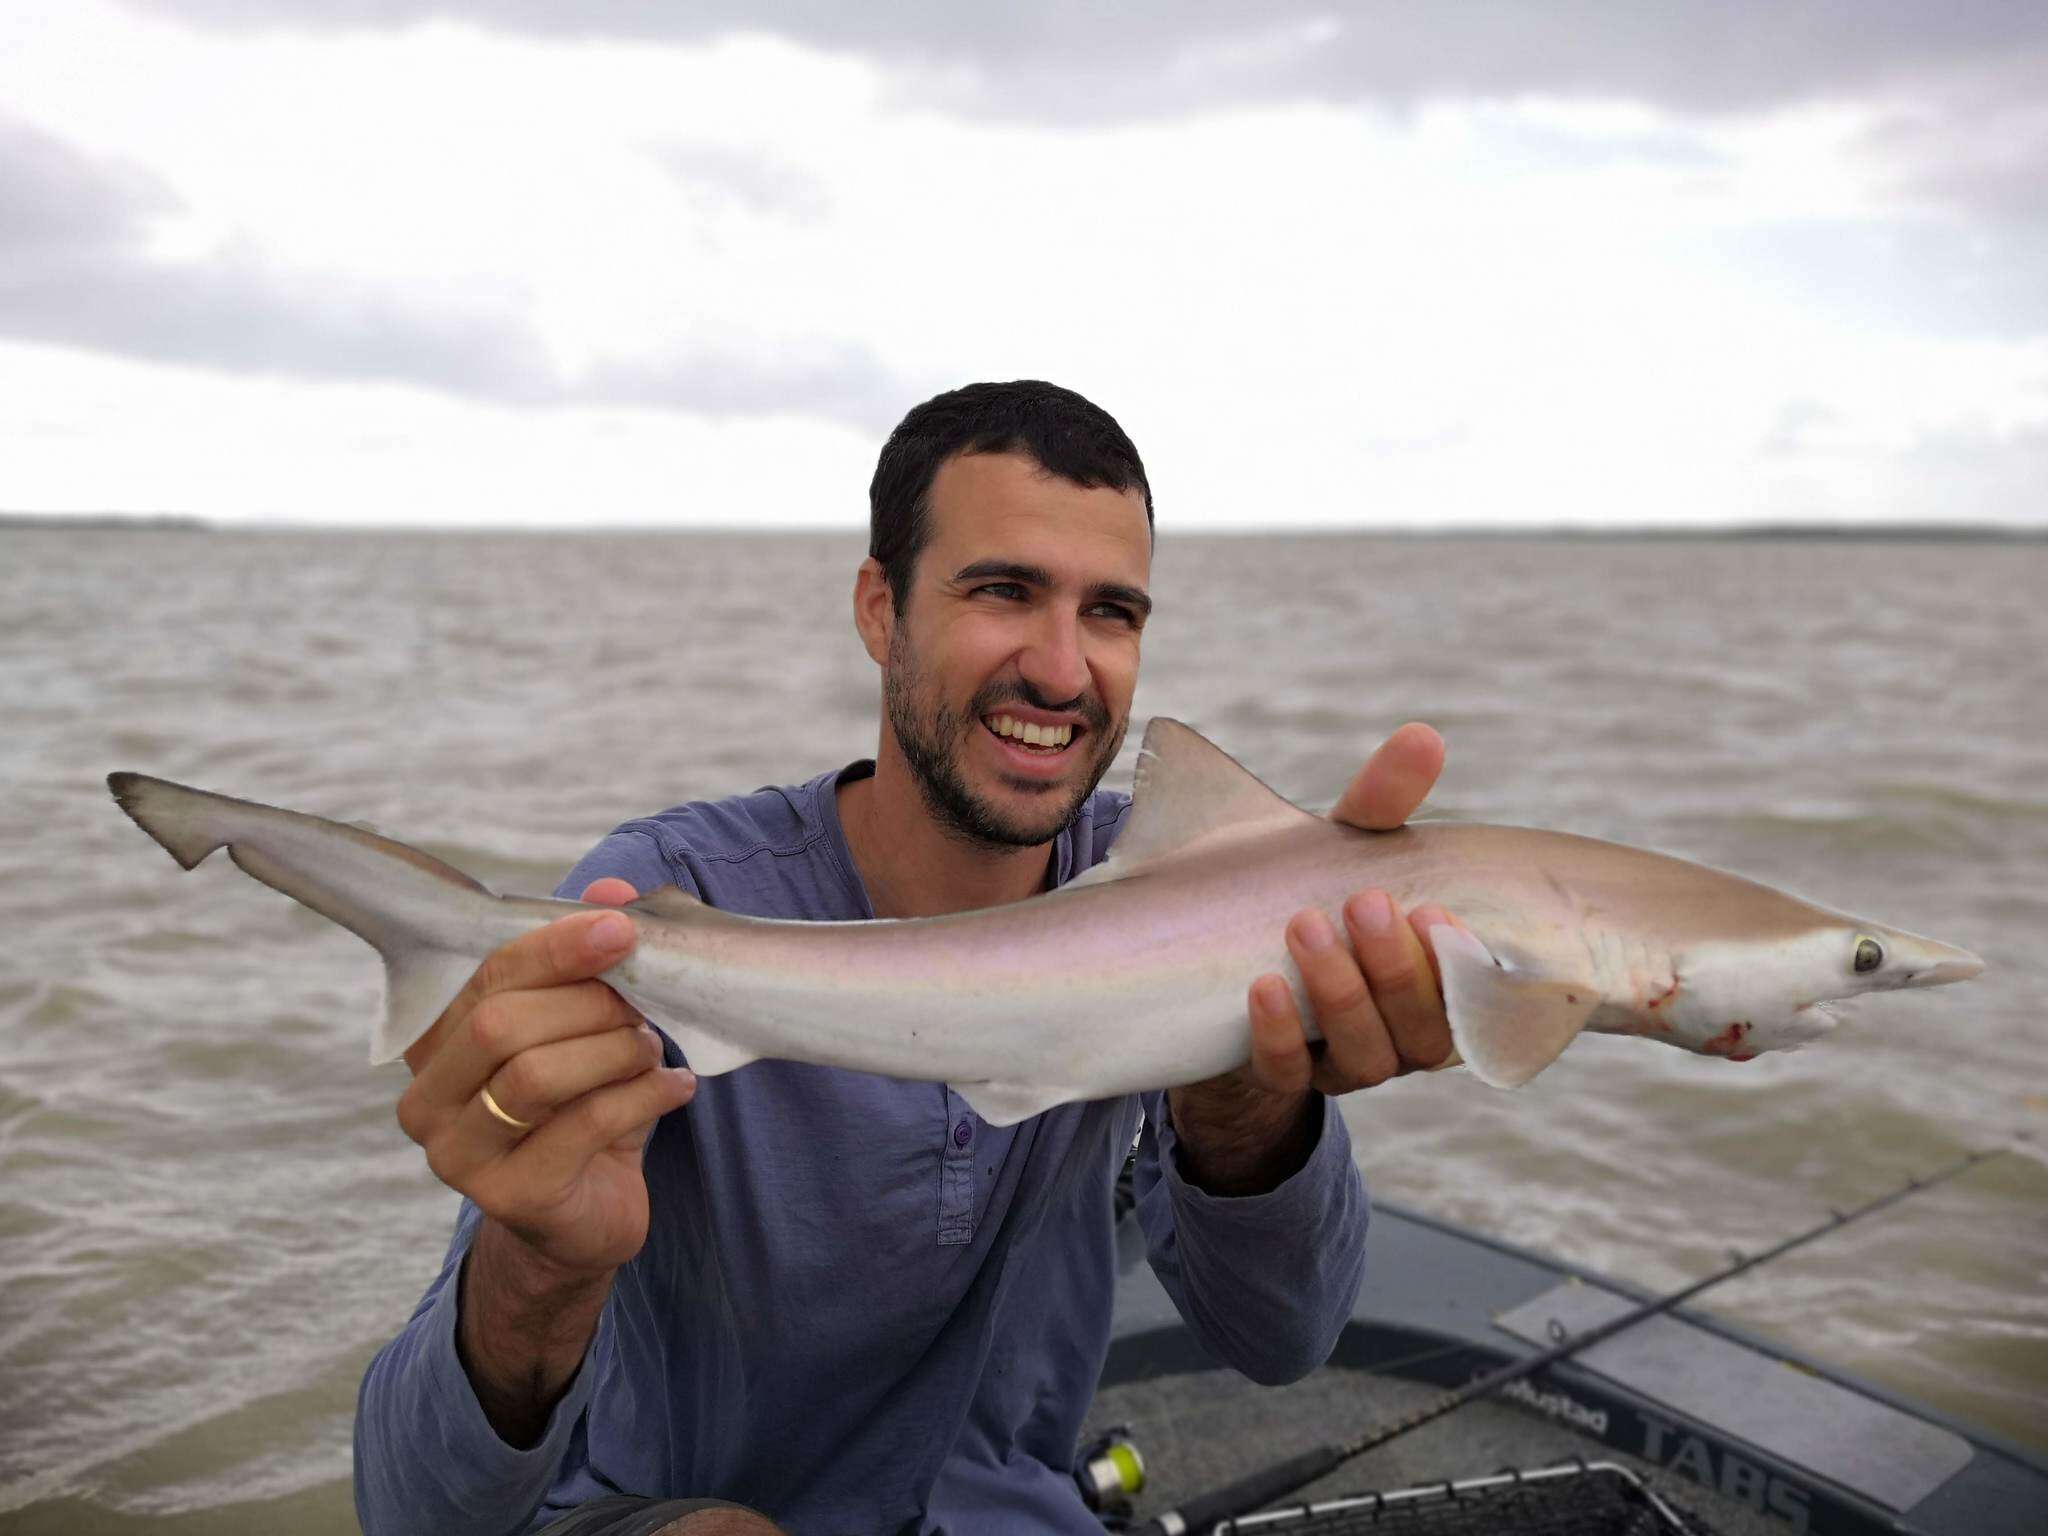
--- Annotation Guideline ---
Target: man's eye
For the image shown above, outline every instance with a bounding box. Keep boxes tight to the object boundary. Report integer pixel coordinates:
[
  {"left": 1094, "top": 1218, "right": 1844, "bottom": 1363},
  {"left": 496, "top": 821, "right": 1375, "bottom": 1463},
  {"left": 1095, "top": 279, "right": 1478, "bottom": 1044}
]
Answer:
[
  {"left": 1088, "top": 603, "right": 1139, "bottom": 626},
  {"left": 977, "top": 582, "right": 1026, "bottom": 600}
]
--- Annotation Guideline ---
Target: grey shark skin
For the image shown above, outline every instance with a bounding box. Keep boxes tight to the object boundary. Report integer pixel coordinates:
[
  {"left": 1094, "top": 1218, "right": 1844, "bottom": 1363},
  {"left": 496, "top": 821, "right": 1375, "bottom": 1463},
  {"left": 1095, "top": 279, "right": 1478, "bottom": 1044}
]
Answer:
[{"left": 108, "top": 719, "right": 1983, "bottom": 1125}]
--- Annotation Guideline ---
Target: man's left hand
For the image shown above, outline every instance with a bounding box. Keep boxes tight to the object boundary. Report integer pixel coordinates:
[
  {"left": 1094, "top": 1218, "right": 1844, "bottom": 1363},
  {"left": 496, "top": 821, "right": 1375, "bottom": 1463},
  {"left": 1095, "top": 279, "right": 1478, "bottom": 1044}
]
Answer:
[{"left": 1168, "top": 723, "right": 1460, "bottom": 1195}]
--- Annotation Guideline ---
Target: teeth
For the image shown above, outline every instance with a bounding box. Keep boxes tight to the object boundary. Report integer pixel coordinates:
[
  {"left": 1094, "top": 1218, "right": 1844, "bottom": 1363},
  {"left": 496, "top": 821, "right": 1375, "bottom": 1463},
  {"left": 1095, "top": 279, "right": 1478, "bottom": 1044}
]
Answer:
[{"left": 987, "top": 714, "right": 1074, "bottom": 748}]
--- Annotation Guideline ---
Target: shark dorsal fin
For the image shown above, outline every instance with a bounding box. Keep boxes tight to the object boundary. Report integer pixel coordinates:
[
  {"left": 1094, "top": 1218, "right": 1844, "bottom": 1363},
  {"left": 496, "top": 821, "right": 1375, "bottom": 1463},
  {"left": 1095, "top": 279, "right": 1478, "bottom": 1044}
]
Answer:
[{"left": 1086, "top": 719, "right": 1314, "bottom": 880}]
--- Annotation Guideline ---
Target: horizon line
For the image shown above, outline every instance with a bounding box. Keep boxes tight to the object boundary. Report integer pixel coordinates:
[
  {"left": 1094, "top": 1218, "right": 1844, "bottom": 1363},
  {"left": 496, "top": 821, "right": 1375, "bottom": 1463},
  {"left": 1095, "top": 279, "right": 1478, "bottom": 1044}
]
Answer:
[{"left": 5, "top": 510, "right": 2045, "bottom": 542}]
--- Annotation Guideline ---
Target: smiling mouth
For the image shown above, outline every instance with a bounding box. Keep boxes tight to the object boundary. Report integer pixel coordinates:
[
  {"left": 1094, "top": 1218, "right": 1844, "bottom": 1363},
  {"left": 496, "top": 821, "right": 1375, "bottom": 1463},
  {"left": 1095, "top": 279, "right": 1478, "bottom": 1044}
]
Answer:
[{"left": 983, "top": 712, "right": 1078, "bottom": 755}]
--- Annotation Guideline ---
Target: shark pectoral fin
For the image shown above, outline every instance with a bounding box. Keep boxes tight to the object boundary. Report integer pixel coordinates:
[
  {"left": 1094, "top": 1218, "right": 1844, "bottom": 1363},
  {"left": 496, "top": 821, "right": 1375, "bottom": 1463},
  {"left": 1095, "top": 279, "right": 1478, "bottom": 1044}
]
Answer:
[
  {"left": 1427, "top": 925, "right": 1597, "bottom": 1090},
  {"left": 949, "top": 1080, "right": 1065, "bottom": 1127},
  {"left": 374, "top": 947, "right": 485, "bottom": 1065}
]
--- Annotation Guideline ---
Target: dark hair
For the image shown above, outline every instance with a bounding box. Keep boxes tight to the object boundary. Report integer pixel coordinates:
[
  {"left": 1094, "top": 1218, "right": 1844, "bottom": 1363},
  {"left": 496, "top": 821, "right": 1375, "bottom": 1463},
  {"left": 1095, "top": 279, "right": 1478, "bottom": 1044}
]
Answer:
[{"left": 868, "top": 380, "right": 1153, "bottom": 614}]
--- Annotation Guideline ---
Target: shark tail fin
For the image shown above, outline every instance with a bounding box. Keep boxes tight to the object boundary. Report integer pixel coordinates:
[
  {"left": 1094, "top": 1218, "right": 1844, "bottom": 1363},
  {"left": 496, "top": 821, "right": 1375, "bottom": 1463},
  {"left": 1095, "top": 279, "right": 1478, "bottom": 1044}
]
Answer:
[
  {"left": 109, "top": 771, "right": 236, "bottom": 870},
  {"left": 110, "top": 771, "right": 500, "bottom": 1066}
]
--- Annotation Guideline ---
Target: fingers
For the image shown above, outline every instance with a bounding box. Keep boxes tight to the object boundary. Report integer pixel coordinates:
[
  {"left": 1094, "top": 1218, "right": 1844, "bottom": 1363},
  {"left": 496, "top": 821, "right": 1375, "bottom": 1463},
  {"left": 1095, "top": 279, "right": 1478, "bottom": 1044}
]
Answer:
[
  {"left": 403, "top": 906, "right": 638, "bottom": 1076},
  {"left": 396, "top": 901, "right": 644, "bottom": 1178},
  {"left": 1330, "top": 722, "right": 1444, "bottom": 831},
  {"left": 434, "top": 1023, "right": 671, "bottom": 1187},
  {"left": 483, "top": 1023, "right": 667, "bottom": 1133},
  {"left": 410, "top": 975, "right": 644, "bottom": 1124},
  {"left": 1250, "top": 894, "right": 1462, "bottom": 1099},
  {"left": 507, "top": 1063, "right": 697, "bottom": 1195},
  {"left": 1247, "top": 975, "right": 1316, "bottom": 1095},
  {"left": 1341, "top": 891, "right": 1454, "bottom": 1070},
  {"left": 1285, "top": 909, "right": 1401, "bottom": 1091},
  {"left": 458, "top": 1065, "right": 696, "bottom": 1245}
]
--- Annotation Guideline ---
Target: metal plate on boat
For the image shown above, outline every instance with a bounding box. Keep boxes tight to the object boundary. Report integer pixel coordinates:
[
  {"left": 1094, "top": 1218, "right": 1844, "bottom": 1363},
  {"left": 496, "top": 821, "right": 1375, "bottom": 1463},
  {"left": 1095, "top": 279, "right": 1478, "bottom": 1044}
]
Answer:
[{"left": 1493, "top": 1283, "right": 1975, "bottom": 1512}]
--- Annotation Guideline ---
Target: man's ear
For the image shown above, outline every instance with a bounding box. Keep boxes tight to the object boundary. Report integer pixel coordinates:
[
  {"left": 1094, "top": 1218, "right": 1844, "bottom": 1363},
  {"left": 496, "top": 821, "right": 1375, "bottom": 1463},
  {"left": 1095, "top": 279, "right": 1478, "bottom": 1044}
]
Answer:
[{"left": 853, "top": 557, "right": 894, "bottom": 666}]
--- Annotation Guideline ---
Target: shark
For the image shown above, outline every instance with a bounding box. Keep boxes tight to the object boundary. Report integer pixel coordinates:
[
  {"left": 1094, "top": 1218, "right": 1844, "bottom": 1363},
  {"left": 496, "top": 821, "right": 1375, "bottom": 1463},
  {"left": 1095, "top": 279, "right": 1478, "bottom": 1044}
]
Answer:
[{"left": 108, "top": 718, "right": 1984, "bottom": 1124}]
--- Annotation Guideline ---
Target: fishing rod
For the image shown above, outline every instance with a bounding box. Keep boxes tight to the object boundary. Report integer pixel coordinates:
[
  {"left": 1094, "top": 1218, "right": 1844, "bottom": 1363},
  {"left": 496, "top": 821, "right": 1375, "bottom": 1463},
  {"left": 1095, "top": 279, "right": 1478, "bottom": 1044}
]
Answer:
[{"left": 1132, "top": 1146, "right": 2009, "bottom": 1536}]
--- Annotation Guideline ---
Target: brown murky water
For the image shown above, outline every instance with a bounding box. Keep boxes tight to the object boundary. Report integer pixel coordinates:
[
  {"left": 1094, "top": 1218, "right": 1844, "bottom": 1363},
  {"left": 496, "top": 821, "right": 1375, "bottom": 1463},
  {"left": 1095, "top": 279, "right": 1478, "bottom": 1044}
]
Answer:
[{"left": 2, "top": 528, "right": 2043, "bottom": 1528}]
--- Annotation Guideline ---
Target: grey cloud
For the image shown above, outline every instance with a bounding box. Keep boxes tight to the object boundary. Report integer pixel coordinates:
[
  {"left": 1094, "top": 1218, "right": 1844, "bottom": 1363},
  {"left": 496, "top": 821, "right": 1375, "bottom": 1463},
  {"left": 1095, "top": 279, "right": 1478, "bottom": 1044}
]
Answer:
[
  {"left": 0, "top": 116, "right": 907, "bottom": 429},
  {"left": 124, "top": 1, "right": 2048, "bottom": 231},
  {"left": 1857, "top": 56, "right": 2048, "bottom": 225},
  {"left": 0, "top": 116, "right": 176, "bottom": 252},
  {"left": 128, "top": 1, "right": 2048, "bottom": 115}
]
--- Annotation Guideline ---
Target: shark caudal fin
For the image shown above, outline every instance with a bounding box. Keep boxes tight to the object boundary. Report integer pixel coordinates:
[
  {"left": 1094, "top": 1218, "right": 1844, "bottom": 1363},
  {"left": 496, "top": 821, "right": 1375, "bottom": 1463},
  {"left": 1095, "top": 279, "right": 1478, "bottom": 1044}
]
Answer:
[
  {"left": 1428, "top": 924, "right": 1598, "bottom": 1089},
  {"left": 111, "top": 771, "right": 501, "bottom": 1067},
  {"left": 109, "top": 771, "right": 241, "bottom": 869}
]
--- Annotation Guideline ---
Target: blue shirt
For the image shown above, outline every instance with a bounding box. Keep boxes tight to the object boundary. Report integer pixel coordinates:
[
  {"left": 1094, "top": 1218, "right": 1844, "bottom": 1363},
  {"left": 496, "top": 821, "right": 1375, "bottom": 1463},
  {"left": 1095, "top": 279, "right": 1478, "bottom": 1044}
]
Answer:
[{"left": 355, "top": 762, "right": 1370, "bottom": 1535}]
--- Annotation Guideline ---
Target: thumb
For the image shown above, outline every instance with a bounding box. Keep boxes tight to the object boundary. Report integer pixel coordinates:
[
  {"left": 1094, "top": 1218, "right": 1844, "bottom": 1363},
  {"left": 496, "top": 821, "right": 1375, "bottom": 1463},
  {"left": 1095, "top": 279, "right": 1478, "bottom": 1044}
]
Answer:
[{"left": 1331, "top": 722, "right": 1444, "bottom": 830}]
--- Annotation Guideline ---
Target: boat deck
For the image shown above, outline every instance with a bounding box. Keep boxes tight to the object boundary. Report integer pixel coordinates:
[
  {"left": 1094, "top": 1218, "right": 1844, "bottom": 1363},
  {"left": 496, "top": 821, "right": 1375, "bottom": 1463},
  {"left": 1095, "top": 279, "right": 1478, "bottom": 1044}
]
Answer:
[
  {"left": 1093, "top": 1199, "right": 2048, "bottom": 1534},
  {"left": 1087, "top": 1364, "right": 1779, "bottom": 1533}
]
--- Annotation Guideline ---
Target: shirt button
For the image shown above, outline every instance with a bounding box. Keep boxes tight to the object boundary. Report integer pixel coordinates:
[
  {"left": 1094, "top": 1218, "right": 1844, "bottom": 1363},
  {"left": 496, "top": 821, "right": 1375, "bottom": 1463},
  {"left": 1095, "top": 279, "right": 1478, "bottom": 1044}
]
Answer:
[{"left": 953, "top": 1118, "right": 973, "bottom": 1148}]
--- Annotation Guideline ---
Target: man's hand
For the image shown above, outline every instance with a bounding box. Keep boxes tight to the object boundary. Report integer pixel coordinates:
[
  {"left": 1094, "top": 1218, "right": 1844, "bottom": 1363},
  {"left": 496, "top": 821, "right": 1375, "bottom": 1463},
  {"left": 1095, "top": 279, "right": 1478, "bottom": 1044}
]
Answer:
[
  {"left": 1261, "top": 720, "right": 1459, "bottom": 1093},
  {"left": 1168, "top": 724, "right": 1460, "bottom": 1195},
  {"left": 393, "top": 880, "right": 694, "bottom": 1445},
  {"left": 396, "top": 879, "right": 693, "bottom": 1275}
]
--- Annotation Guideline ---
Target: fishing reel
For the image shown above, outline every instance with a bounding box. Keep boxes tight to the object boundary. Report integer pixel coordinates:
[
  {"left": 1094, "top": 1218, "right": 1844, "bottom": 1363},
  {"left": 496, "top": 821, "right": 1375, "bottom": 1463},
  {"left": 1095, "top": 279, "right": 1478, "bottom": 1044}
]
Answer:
[{"left": 1074, "top": 1425, "right": 1147, "bottom": 1524}]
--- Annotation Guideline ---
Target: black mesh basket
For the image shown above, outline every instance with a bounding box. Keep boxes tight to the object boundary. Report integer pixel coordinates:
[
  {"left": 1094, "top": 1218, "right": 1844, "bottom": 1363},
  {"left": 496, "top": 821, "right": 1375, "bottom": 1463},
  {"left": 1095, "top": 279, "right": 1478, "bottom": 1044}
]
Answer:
[{"left": 1213, "top": 1460, "right": 1717, "bottom": 1536}]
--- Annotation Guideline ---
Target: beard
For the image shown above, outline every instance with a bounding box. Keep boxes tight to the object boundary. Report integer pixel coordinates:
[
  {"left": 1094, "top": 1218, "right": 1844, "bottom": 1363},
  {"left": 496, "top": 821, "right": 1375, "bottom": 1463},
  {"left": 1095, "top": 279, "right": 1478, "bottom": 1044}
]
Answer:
[{"left": 884, "top": 630, "right": 1125, "bottom": 851}]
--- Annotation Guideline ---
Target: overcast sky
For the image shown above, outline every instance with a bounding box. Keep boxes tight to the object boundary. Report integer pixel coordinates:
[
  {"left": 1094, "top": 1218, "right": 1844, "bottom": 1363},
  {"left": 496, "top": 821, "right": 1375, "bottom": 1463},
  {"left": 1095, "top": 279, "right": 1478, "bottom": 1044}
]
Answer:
[{"left": 3, "top": 2, "right": 2043, "bottom": 528}]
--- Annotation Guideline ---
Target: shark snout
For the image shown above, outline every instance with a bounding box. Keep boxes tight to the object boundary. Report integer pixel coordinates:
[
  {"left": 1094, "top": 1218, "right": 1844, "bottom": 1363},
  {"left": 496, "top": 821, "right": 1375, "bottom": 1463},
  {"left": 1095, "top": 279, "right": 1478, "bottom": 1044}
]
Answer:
[
  {"left": 1918, "top": 950, "right": 1985, "bottom": 986},
  {"left": 1899, "top": 940, "right": 1985, "bottom": 988}
]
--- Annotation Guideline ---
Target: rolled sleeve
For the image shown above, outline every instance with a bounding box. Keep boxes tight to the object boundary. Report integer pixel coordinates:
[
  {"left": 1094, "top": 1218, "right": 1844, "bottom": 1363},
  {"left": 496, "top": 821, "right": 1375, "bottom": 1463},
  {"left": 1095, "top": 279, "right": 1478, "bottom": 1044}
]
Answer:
[
  {"left": 1133, "top": 1092, "right": 1370, "bottom": 1385},
  {"left": 354, "top": 1206, "right": 603, "bottom": 1536}
]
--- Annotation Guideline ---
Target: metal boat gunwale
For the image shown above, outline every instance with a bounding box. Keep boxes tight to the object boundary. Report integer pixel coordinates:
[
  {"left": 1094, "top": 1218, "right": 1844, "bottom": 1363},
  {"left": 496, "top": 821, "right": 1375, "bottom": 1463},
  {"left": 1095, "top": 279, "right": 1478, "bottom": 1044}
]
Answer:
[{"left": 1380, "top": 1196, "right": 2048, "bottom": 1477}]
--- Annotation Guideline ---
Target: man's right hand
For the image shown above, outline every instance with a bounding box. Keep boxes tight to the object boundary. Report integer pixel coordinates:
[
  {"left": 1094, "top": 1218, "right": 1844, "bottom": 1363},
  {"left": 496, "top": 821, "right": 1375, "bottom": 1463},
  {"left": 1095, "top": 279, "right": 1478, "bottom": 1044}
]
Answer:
[
  {"left": 396, "top": 881, "right": 695, "bottom": 1275},
  {"left": 393, "top": 881, "right": 695, "bottom": 1444}
]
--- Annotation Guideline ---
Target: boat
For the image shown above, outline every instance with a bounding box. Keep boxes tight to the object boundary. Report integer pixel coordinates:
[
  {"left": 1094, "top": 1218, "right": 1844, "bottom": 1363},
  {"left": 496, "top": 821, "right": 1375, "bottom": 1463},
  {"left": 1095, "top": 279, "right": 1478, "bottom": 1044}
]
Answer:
[{"left": 1085, "top": 1194, "right": 2048, "bottom": 1534}]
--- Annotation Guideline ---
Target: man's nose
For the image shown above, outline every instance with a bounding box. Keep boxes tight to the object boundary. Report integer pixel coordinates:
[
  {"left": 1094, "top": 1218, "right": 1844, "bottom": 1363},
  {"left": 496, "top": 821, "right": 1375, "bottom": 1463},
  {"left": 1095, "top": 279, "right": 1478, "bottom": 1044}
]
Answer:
[{"left": 1018, "top": 609, "right": 1091, "bottom": 703}]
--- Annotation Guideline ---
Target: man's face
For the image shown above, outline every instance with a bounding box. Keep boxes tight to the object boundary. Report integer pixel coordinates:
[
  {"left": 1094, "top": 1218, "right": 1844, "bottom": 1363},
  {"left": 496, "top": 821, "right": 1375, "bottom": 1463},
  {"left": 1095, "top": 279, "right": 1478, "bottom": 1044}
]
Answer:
[{"left": 881, "top": 451, "right": 1152, "bottom": 850}]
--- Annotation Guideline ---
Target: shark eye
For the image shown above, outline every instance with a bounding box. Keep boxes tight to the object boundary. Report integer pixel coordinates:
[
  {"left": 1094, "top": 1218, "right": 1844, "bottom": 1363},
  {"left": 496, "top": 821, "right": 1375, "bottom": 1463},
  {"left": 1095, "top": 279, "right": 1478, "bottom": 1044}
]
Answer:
[{"left": 1854, "top": 937, "right": 1884, "bottom": 974}]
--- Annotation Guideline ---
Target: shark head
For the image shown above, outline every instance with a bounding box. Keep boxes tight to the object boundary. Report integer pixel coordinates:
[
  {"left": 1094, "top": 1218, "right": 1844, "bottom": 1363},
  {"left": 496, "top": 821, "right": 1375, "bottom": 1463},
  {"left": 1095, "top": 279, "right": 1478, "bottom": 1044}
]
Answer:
[{"left": 1666, "top": 918, "right": 1985, "bottom": 1061}]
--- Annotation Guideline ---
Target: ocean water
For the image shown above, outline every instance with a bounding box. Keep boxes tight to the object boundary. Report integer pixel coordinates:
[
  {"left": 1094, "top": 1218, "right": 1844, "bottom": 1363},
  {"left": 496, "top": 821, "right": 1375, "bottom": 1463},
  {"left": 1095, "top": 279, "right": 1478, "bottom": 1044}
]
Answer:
[{"left": 1, "top": 527, "right": 2043, "bottom": 1530}]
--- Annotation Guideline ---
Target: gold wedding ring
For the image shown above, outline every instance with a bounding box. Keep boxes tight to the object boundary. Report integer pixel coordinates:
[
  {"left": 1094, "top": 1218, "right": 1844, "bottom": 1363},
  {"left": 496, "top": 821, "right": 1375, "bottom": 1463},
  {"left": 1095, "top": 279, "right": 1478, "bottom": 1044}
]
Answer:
[{"left": 478, "top": 1083, "right": 535, "bottom": 1133}]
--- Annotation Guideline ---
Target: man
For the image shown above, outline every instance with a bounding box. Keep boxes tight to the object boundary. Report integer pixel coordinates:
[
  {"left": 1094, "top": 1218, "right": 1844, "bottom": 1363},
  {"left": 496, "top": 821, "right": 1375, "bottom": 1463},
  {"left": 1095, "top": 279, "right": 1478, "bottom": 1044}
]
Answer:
[{"left": 356, "top": 382, "right": 1458, "bottom": 1536}]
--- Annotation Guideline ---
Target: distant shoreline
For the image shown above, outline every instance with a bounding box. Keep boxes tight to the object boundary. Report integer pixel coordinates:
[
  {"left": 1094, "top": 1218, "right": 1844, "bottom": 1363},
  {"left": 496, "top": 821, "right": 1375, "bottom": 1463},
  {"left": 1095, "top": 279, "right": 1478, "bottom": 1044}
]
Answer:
[
  {"left": 0, "top": 511, "right": 212, "bottom": 531},
  {"left": 2, "top": 511, "right": 2041, "bottom": 542}
]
